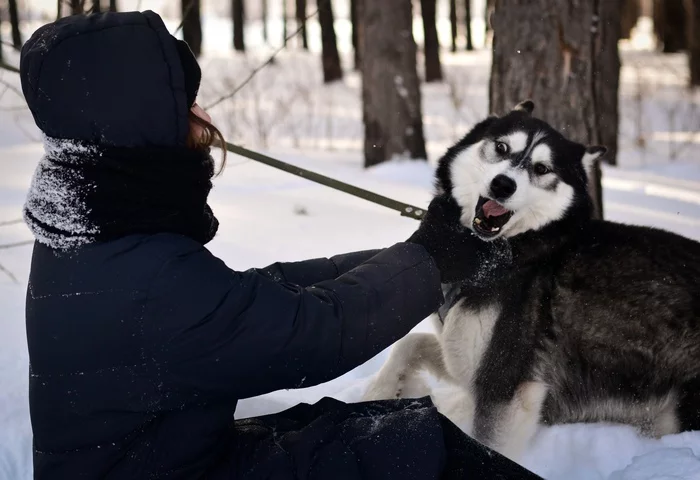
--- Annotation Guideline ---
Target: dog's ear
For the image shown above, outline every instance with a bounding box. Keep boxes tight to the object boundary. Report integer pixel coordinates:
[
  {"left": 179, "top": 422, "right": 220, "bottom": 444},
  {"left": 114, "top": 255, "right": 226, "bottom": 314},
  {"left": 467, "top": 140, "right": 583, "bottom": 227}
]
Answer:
[
  {"left": 512, "top": 100, "right": 535, "bottom": 115},
  {"left": 581, "top": 145, "right": 607, "bottom": 178}
]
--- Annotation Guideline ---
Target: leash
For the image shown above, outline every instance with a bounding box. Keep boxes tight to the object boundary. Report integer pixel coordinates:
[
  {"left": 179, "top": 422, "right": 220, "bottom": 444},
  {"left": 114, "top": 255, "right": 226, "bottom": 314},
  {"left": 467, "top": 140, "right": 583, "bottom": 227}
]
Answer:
[
  {"left": 0, "top": 55, "right": 426, "bottom": 221},
  {"left": 223, "top": 142, "right": 426, "bottom": 221}
]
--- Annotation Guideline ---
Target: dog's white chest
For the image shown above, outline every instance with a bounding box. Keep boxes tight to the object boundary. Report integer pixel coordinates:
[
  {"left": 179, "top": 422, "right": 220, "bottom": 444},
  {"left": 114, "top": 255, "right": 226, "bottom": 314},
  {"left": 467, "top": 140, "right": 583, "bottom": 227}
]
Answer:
[{"left": 440, "top": 302, "right": 500, "bottom": 387}]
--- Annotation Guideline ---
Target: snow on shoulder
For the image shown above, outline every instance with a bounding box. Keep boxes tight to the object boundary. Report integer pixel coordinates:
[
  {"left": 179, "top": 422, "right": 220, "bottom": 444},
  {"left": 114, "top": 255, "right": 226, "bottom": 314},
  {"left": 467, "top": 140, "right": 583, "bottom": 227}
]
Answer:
[{"left": 23, "top": 136, "right": 100, "bottom": 251}]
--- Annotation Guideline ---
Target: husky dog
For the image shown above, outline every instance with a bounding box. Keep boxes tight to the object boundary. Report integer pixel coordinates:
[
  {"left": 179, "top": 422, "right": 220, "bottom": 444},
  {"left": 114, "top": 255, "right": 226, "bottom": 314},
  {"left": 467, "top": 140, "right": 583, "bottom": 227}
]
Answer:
[{"left": 363, "top": 101, "right": 700, "bottom": 462}]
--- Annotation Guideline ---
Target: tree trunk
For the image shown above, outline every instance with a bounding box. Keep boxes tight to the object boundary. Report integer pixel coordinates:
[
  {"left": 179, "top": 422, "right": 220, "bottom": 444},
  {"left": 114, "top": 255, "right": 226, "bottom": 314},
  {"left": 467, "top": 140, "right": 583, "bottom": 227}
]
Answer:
[
  {"left": 233, "top": 0, "right": 245, "bottom": 51},
  {"left": 0, "top": 18, "right": 4, "bottom": 63},
  {"left": 421, "top": 0, "right": 443, "bottom": 82},
  {"left": 93, "top": 0, "right": 101, "bottom": 13},
  {"left": 282, "top": 0, "right": 288, "bottom": 47},
  {"left": 449, "top": 0, "right": 457, "bottom": 53},
  {"left": 261, "top": 0, "right": 268, "bottom": 43},
  {"left": 465, "top": 0, "right": 474, "bottom": 50},
  {"left": 296, "top": 0, "right": 308, "bottom": 50},
  {"left": 653, "top": 0, "right": 687, "bottom": 53},
  {"left": 318, "top": 0, "right": 342, "bottom": 83},
  {"left": 57, "top": 0, "right": 62, "bottom": 20},
  {"left": 351, "top": 0, "right": 360, "bottom": 68},
  {"left": 489, "top": 0, "right": 621, "bottom": 220},
  {"left": 688, "top": 0, "right": 700, "bottom": 86},
  {"left": 620, "top": 0, "right": 639, "bottom": 40},
  {"left": 182, "top": 0, "right": 202, "bottom": 58},
  {"left": 109, "top": 0, "right": 117, "bottom": 12},
  {"left": 485, "top": 0, "right": 494, "bottom": 37},
  {"left": 362, "top": 0, "right": 427, "bottom": 167},
  {"left": 70, "top": 0, "right": 83, "bottom": 15},
  {"left": 8, "top": 0, "right": 22, "bottom": 50}
]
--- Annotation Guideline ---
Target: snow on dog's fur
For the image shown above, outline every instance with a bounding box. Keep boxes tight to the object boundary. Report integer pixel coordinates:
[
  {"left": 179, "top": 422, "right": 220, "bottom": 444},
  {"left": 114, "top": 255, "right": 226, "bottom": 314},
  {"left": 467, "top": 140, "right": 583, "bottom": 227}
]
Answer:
[{"left": 364, "top": 101, "right": 700, "bottom": 462}]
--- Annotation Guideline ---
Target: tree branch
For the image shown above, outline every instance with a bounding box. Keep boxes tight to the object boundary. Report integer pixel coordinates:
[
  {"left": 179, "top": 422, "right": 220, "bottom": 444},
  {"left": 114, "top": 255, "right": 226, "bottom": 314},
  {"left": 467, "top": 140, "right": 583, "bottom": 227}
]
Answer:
[
  {"left": 0, "top": 76, "right": 24, "bottom": 99},
  {"left": 0, "top": 104, "right": 28, "bottom": 112},
  {"left": 0, "top": 240, "right": 33, "bottom": 249},
  {"left": 0, "top": 62, "right": 20, "bottom": 74},
  {"left": 0, "top": 262, "right": 18, "bottom": 284},
  {"left": 0, "top": 216, "right": 27, "bottom": 282},
  {"left": 0, "top": 219, "right": 23, "bottom": 227},
  {"left": 174, "top": 0, "right": 197, "bottom": 36},
  {"left": 204, "top": 8, "right": 321, "bottom": 110}
]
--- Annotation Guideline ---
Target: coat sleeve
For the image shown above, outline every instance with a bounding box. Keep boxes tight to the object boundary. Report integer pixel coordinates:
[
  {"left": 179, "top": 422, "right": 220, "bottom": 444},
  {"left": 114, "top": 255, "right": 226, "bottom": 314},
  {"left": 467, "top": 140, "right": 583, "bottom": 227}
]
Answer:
[
  {"left": 255, "top": 250, "right": 383, "bottom": 287},
  {"left": 145, "top": 243, "right": 442, "bottom": 403}
]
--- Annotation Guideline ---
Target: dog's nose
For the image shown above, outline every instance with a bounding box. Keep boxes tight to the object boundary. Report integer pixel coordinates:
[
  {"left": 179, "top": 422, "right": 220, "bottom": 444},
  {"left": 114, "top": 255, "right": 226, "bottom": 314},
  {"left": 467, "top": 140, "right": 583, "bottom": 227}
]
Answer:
[{"left": 490, "top": 175, "right": 517, "bottom": 200}]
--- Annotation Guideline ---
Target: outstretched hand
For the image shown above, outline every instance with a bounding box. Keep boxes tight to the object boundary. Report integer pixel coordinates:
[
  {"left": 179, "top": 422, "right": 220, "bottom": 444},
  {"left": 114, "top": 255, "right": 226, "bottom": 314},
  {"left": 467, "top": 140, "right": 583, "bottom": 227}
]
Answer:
[{"left": 408, "top": 195, "right": 511, "bottom": 284}]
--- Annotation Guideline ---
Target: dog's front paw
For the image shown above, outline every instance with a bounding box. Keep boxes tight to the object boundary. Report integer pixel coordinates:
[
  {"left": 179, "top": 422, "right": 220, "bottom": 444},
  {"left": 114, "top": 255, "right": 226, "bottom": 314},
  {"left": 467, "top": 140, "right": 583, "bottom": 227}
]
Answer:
[
  {"left": 362, "top": 374, "right": 405, "bottom": 401},
  {"left": 363, "top": 370, "right": 431, "bottom": 402}
]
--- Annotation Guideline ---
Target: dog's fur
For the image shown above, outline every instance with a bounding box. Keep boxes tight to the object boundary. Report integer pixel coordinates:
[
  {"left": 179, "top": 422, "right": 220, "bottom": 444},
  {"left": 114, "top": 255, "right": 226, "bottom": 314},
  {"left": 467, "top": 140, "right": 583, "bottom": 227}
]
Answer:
[{"left": 363, "top": 101, "right": 700, "bottom": 461}]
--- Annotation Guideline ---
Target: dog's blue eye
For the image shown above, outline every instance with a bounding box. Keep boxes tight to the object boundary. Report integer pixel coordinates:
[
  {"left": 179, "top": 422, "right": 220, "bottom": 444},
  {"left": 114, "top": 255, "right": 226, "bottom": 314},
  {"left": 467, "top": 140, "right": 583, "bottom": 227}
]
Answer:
[
  {"left": 533, "top": 163, "right": 551, "bottom": 176},
  {"left": 495, "top": 142, "right": 509, "bottom": 155}
]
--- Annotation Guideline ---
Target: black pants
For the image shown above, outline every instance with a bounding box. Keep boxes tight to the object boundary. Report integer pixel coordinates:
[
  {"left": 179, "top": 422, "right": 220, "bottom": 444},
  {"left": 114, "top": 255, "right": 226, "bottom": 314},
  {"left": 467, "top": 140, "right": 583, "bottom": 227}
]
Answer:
[
  {"left": 209, "top": 396, "right": 542, "bottom": 479},
  {"left": 439, "top": 414, "right": 541, "bottom": 479}
]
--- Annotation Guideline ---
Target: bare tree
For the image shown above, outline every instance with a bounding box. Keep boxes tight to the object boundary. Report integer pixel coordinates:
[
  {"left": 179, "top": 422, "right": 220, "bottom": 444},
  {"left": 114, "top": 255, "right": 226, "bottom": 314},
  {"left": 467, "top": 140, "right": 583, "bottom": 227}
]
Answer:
[
  {"left": 0, "top": 16, "right": 4, "bottom": 63},
  {"left": 233, "top": 0, "right": 245, "bottom": 51},
  {"left": 351, "top": 0, "right": 361, "bottom": 69},
  {"left": 421, "top": 0, "right": 443, "bottom": 82},
  {"left": 654, "top": 0, "right": 687, "bottom": 53},
  {"left": 485, "top": 0, "right": 494, "bottom": 40},
  {"left": 262, "top": 0, "right": 268, "bottom": 43},
  {"left": 489, "top": 0, "right": 622, "bottom": 219},
  {"left": 620, "top": 0, "right": 639, "bottom": 40},
  {"left": 109, "top": 0, "right": 117, "bottom": 12},
  {"left": 318, "top": 0, "right": 342, "bottom": 82},
  {"left": 70, "top": 0, "right": 83, "bottom": 15},
  {"left": 282, "top": 0, "right": 288, "bottom": 47},
  {"left": 362, "top": 0, "right": 426, "bottom": 167},
  {"left": 449, "top": 0, "right": 457, "bottom": 52},
  {"left": 689, "top": 0, "right": 700, "bottom": 86},
  {"left": 465, "top": 0, "right": 473, "bottom": 50},
  {"left": 182, "top": 0, "right": 202, "bottom": 57},
  {"left": 8, "top": 0, "right": 21, "bottom": 49},
  {"left": 296, "top": 0, "right": 308, "bottom": 50}
]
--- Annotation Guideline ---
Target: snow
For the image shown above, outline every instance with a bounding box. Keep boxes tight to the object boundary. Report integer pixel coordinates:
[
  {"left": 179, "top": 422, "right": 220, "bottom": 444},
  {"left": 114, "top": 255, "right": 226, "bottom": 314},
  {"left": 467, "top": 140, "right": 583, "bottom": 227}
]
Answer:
[
  {"left": 2, "top": 6, "right": 700, "bottom": 480},
  {"left": 23, "top": 137, "right": 101, "bottom": 250}
]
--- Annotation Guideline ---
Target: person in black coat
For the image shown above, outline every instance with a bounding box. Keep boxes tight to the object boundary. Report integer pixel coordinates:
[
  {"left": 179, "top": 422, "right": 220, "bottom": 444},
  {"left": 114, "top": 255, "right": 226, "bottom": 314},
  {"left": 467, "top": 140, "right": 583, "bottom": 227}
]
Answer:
[{"left": 19, "top": 10, "right": 541, "bottom": 480}]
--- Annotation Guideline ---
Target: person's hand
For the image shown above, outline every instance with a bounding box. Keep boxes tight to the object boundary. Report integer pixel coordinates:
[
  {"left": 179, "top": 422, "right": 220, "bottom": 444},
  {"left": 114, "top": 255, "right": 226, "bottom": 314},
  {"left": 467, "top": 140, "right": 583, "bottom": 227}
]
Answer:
[{"left": 407, "top": 195, "right": 511, "bottom": 284}]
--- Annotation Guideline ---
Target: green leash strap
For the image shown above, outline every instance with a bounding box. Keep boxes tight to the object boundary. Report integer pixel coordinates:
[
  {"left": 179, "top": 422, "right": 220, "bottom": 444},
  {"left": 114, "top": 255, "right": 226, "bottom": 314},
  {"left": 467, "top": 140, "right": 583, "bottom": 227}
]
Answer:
[
  {"left": 223, "top": 142, "right": 426, "bottom": 221},
  {"left": 0, "top": 60, "right": 426, "bottom": 220}
]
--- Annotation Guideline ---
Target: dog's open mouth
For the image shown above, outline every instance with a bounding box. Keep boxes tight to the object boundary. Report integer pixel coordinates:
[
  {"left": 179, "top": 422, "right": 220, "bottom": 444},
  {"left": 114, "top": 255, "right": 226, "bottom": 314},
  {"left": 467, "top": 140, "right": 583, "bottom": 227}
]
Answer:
[{"left": 473, "top": 196, "right": 513, "bottom": 238}]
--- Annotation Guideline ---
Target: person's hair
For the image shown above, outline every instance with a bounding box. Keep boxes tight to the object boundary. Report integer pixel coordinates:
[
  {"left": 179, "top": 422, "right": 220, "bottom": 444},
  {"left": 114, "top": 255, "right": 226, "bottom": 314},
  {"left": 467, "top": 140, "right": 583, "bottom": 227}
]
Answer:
[{"left": 186, "top": 110, "right": 227, "bottom": 175}]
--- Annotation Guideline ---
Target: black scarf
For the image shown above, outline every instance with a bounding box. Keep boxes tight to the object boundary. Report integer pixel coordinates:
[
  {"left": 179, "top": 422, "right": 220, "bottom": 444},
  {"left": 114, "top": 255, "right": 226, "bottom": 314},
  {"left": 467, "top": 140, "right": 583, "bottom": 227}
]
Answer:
[{"left": 24, "top": 137, "right": 219, "bottom": 250}]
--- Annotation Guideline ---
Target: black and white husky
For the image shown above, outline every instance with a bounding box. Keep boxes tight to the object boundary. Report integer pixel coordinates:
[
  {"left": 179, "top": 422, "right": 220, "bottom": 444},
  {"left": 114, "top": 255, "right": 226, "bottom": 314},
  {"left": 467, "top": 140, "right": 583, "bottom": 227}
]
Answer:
[{"left": 363, "top": 101, "right": 700, "bottom": 461}]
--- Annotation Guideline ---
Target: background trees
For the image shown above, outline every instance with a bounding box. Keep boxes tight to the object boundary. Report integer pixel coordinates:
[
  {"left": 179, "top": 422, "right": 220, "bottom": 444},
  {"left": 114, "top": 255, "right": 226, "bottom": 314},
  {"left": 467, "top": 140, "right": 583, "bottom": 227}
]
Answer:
[
  {"left": 318, "top": 0, "right": 342, "bottom": 83},
  {"left": 233, "top": 0, "right": 244, "bottom": 51},
  {"left": 8, "top": 0, "right": 21, "bottom": 49},
  {"left": 362, "top": 0, "right": 426, "bottom": 167},
  {"left": 182, "top": 0, "right": 203, "bottom": 57},
  {"left": 421, "top": 0, "right": 443, "bottom": 82},
  {"left": 6, "top": 0, "right": 698, "bottom": 223}
]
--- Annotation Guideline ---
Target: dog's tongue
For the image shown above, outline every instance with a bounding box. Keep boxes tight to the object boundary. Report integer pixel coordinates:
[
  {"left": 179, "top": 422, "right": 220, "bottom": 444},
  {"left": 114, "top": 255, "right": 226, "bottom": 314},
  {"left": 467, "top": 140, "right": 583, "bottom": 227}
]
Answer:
[{"left": 483, "top": 200, "right": 509, "bottom": 218}]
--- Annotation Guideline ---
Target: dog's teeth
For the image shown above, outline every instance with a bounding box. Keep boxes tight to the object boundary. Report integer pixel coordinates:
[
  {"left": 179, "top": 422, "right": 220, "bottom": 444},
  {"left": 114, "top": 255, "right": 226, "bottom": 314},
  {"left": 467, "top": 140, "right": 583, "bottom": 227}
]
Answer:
[
  {"left": 474, "top": 218, "right": 482, "bottom": 225},
  {"left": 491, "top": 227, "right": 500, "bottom": 232}
]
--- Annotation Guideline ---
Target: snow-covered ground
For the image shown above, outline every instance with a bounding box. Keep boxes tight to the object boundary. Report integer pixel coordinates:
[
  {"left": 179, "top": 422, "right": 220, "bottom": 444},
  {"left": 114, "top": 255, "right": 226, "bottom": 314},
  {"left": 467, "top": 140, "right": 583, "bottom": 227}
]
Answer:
[{"left": 3, "top": 5, "right": 700, "bottom": 480}]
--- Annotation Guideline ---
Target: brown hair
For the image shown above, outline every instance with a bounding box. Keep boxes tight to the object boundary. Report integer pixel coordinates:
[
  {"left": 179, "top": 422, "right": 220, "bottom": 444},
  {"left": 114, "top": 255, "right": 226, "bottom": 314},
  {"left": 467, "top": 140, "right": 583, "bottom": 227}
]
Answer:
[{"left": 186, "top": 110, "right": 227, "bottom": 175}]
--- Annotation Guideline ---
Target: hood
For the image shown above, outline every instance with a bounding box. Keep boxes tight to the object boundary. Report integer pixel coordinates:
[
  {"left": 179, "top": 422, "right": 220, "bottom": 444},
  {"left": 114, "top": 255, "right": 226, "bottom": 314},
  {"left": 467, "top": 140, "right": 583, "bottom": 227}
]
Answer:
[{"left": 20, "top": 10, "right": 195, "bottom": 148}]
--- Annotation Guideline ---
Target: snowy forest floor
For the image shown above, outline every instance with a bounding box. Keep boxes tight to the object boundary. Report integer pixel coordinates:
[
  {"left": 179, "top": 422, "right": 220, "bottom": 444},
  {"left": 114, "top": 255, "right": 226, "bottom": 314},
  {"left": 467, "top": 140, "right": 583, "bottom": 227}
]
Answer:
[{"left": 2, "top": 7, "right": 700, "bottom": 480}]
